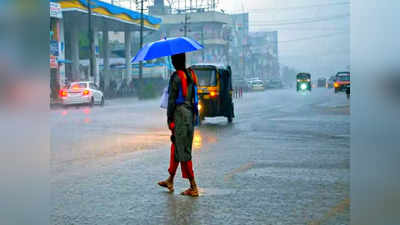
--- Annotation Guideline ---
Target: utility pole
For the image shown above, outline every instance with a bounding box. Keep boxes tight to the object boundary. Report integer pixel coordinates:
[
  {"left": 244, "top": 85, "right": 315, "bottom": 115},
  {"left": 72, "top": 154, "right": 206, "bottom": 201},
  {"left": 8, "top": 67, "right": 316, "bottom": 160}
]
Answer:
[
  {"left": 184, "top": 0, "right": 189, "bottom": 37},
  {"left": 241, "top": 1, "right": 246, "bottom": 79},
  {"left": 139, "top": 0, "right": 144, "bottom": 80},
  {"left": 241, "top": 15, "right": 245, "bottom": 78},
  {"left": 184, "top": 14, "right": 189, "bottom": 37},
  {"left": 88, "top": 0, "right": 95, "bottom": 80},
  {"left": 224, "top": 26, "right": 232, "bottom": 66},
  {"left": 201, "top": 27, "right": 205, "bottom": 62}
]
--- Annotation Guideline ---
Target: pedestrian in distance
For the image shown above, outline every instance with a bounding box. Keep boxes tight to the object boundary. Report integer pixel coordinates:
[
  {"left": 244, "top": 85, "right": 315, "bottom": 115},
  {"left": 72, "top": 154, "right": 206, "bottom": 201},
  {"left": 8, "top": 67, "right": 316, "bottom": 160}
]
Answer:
[
  {"left": 158, "top": 53, "right": 199, "bottom": 197},
  {"left": 235, "top": 86, "right": 238, "bottom": 99}
]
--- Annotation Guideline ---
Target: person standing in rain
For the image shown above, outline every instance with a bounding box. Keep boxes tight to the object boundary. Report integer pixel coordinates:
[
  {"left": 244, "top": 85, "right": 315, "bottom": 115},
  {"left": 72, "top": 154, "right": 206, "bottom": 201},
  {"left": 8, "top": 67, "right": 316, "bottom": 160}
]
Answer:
[{"left": 158, "top": 53, "right": 199, "bottom": 197}]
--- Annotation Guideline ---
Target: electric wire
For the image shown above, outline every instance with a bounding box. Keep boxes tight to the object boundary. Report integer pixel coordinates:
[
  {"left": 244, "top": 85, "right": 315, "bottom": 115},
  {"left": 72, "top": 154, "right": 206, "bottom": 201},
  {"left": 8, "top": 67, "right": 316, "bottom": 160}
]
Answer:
[{"left": 252, "top": 14, "right": 350, "bottom": 26}]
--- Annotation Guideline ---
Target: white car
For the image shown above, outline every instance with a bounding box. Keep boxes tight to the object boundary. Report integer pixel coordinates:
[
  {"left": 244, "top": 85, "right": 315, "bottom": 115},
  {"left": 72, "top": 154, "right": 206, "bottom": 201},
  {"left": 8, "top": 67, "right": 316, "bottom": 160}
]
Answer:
[
  {"left": 250, "top": 80, "right": 265, "bottom": 91},
  {"left": 60, "top": 81, "right": 104, "bottom": 106}
]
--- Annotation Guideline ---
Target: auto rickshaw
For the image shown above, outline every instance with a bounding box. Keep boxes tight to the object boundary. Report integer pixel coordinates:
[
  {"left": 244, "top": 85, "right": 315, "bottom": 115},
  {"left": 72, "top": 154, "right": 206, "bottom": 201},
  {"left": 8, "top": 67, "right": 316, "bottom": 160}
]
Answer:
[
  {"left": 296, "top": 73, "right": 312, "bottom": 92},
  {"left": 334, "top": 72, "right": 350, "bottom": 93},
  {"left": 190, "top": 64, "right": 235, "bottom": 124}
]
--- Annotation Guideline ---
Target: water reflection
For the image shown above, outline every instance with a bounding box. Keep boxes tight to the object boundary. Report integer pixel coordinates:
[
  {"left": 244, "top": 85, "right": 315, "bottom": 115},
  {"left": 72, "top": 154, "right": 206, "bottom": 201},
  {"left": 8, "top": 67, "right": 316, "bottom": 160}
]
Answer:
[
  {"left": 82, "top": 107, "right": 91, "bottom": 114},
  {"left": 164, "top": 194, "right": 198, "bottom": 225},
  {"left": 193, "top": 130, "right": 217, "bottom": 151},
  {"left": 59, "top": 107, "right": 91, "bottom": 116},
  {"left": 84, "top": 117, "right": 91, "bottom": 124},
  {"left": 193, "top": 130, "right": 202, "bottom": 149}
]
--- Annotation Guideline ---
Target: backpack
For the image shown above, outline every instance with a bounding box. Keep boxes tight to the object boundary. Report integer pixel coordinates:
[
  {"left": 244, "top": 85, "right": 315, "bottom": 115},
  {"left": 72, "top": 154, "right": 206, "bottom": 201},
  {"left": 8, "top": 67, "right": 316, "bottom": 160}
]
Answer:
[{"left": 176, "top": 69, "right": 199, "bottom": 126}]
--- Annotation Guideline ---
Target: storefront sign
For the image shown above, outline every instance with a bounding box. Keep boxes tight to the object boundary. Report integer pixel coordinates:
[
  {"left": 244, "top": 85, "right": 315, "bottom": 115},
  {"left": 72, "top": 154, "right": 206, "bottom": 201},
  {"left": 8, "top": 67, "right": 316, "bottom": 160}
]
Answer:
[
  {"left": 50, "top": 56, "right": 58, "bottom": 69},
  {"left": 50, "top": 2, "right": 63, "bottom": 19},
  {"left": 50, "top": 40, "right": 59, "bottom": 56}
]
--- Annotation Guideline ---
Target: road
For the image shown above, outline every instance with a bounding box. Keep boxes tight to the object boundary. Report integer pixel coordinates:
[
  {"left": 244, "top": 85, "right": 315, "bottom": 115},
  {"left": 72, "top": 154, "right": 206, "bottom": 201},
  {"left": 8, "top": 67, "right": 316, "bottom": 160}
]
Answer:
[{"left": 51, "top": 88, "right": 350, "bottom": 225}]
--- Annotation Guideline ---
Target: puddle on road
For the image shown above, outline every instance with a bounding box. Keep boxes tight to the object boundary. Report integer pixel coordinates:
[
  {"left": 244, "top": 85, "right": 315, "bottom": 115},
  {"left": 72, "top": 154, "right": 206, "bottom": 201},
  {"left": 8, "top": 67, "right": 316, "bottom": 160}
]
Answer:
[
  {"left": 52, "top": 129, "right": 171, "bottom": 172},
  {"left": 197, "top": 187, "right": 235, "bottom": 196},
  {"left": 240, "top": 167, "right": 347, "bottom": 184},
  {"left": 224, "top": 162, "right": 255, "bottom": 181},
  {"left": 193, "top": 131, "right": 203, "bottom": 149}
]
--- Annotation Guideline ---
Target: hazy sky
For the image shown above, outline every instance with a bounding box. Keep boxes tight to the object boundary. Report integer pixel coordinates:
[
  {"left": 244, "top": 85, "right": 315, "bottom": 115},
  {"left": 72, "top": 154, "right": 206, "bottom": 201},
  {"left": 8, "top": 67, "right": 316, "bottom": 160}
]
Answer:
[
  {"left": 109, "top": 0, "right": 350, "bottom": 76},
  {"left": 220, "top": 0, "right": 350, "bottom": 76}
]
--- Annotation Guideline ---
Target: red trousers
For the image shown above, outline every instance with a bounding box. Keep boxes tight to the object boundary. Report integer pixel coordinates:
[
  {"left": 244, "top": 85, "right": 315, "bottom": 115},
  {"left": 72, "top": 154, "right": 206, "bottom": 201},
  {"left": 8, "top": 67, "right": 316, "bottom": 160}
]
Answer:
[{"left": 168, "top": 143, "right": 194, "bottom": 179}]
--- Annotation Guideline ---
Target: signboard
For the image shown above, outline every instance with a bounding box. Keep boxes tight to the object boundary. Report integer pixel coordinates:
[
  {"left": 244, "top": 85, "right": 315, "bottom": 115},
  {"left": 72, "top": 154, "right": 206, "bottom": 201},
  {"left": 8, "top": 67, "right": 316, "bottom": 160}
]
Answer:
[
  {"left": 50, "top": 40, "right": 59, "bottom": 56},
  {"left": 50, "top": 56, "right": 58, "bottom": 69},
  {"left": 50, "top": 2, "right": 63, "bottom": 19}
]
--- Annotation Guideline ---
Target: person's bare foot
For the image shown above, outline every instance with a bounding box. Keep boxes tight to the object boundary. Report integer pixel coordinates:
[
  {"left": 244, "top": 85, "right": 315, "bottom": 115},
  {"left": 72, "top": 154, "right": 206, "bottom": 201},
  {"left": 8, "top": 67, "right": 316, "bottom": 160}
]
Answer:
[
  {"left": 181, "top": 187, "right": 199, "bottom": 197},
  {"left": 157, "top": 179, "right": 174, "bottom": 192}
]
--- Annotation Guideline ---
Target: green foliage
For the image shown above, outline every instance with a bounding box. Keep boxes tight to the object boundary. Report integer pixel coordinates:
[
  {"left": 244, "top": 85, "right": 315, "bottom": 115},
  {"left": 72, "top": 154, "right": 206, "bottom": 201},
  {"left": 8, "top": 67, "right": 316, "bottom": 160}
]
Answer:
[
  {"left": 79, "top": 32, "right": 89, "bottom": 46},
  {"left": 137, "top": 82, "right": 158, "bottom": 99},
  {"left": 79, "top": 32, "right": 89, "bottom": 59}
]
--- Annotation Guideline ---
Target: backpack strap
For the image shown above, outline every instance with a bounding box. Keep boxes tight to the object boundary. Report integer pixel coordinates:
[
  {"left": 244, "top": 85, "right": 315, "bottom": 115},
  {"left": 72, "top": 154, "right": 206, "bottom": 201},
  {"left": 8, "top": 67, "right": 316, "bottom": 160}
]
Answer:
[
  {"left": 188, "top": 69, "right": 200, "bottom": 126},
  {"left": 189, "top": 69, "right": 198, "bottom": 85},
  {"left": 176, "top": 70, "right": 188, "bottom": 97}
]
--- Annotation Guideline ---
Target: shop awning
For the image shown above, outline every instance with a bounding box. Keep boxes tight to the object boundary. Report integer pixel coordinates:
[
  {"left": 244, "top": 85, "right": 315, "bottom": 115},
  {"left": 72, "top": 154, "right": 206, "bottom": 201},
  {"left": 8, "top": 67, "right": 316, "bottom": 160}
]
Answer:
[
  {"left": 57, "top": 59, "right": 72, "bottom": 64},
  {"left": 51, "top": 0, "right": 162, "bottom": 30}
]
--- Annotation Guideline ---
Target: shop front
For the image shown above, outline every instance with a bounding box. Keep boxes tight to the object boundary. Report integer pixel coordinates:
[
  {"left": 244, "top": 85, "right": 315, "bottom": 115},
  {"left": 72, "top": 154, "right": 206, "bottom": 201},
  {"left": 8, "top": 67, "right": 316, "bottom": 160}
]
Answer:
[{"left": 50, "top": 2, "right": 65, "bottom": 102}]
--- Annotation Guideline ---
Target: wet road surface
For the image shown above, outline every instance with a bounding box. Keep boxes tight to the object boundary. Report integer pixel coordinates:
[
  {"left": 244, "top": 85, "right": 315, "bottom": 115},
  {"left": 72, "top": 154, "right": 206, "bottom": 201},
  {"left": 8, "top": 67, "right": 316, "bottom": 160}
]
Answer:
[{"left": 51, "top": 88, "right": 350, "bottom": 225}]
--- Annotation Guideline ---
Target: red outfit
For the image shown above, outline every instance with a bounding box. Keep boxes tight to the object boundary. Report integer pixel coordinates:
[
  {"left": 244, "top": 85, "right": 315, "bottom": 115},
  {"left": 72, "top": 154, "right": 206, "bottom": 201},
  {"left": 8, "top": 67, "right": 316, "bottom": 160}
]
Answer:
[{"left": 168, "top": 143, "right": 194, "bottom": 179}]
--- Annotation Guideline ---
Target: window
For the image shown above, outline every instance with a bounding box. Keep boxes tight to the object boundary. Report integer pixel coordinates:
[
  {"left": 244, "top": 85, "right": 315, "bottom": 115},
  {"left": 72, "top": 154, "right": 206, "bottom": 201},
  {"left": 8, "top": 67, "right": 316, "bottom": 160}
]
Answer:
[
  {"left": 89, "top": 83, "right": 98, "bottom": 90},
  {"left": 194, "top": 69, "right": 217, "bottom": 87},
  {"left": 68, "top": 82, "right": 87, "bottom": 89},
  {"left": 297, "top": 73, "right": 310, "bottom": 80},
  {"left": 337, "top": 76, "right": 350, "bottom": 81}
]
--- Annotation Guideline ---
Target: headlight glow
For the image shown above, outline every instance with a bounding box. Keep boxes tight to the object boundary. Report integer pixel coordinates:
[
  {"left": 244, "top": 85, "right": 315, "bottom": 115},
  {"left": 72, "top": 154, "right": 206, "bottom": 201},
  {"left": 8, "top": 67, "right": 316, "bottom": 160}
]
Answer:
[{"left": 300, "top": 83, "right": 307, "bottom": 90}]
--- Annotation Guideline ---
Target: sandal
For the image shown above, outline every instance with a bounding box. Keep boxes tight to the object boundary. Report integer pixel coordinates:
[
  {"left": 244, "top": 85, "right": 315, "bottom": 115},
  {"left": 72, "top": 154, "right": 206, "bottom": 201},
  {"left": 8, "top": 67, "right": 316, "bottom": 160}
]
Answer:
[
  {"left": 181, "top": 188, "right": 199, "bottom": 197},
  {"left": 158, "top": 180, "right": 174, "bottom": 192}
]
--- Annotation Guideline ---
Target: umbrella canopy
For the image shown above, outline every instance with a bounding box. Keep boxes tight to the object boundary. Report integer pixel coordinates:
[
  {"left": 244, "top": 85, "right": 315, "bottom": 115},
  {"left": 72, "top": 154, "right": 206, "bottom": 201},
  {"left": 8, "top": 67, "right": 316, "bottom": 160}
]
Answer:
[{"left": 131, "top": 37, "right": 204, "bottom": 63}]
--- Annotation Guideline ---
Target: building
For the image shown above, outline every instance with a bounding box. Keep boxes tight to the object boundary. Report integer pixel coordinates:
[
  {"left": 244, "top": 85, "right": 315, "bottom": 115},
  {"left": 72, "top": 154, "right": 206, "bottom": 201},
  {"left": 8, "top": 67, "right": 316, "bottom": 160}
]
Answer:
[
  {"left": 50, "top": 0, "right": 162, "bottom": 91},
  {"left": 50, "top": 2, "right": 65, "bottom": 100},
  {"left": 148, "top": 0, "right": 233, "bottom": 67},
  {"left": 230, "top": 13, "right": 249, "bottom": 79},
  {"left": 248, "top": 31, "right": 279, "bottom": 81},
  {"left": 160, "top": 12, "right": 232, "bottom": 66}
]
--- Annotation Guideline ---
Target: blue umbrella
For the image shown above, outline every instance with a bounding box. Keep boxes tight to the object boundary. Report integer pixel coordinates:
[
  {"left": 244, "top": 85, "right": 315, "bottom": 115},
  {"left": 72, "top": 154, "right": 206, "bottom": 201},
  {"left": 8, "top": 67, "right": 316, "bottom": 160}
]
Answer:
[{"left": 131, "top": 37, "right": 204, "bottom": 63}]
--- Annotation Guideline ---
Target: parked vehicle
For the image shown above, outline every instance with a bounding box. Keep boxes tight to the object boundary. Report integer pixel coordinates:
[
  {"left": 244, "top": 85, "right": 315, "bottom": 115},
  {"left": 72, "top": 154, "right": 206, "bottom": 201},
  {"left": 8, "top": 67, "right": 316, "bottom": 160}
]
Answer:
[
  {"left": 250, "top": 80, "right": 265, "bottom": 91},
  {"left": 59, "top": 81, "right": 104, "bottom": 106},
  {"left": 190, "top": 64, "right": 235, "bottom": 123}
]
